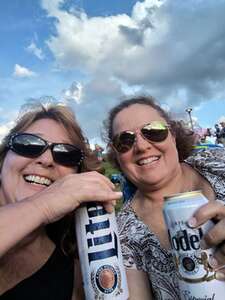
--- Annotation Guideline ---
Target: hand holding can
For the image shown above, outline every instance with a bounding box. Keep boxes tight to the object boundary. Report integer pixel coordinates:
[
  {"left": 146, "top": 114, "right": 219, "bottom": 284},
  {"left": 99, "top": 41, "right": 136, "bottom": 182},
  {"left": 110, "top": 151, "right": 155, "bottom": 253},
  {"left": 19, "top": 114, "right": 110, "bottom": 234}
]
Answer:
[
  {"left": 187, "top": 198, "right": 225, "bottom": 281},
  {"left": 163, "top": 191, "right": 225, "bottom": 300}
]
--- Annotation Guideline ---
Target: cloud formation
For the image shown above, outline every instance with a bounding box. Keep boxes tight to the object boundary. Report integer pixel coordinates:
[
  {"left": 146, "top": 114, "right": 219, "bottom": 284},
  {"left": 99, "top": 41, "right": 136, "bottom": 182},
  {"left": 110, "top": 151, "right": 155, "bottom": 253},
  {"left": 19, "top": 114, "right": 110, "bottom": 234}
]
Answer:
[
  {"left": 37, "top": 0, "right": 225, "bottom": 142},
  {"left": 0, "top": 118, "right": 15, "bottom": 141},
  {"left": 41, "top": 0, "right": 225, "bottom": 111},
  {"left": 62, "top": 81, "right": 83, "bottom": 104},
  {"left": 13, "top": 64, "right": 37, "bottom": 78},
  {"left": 1, "top": 0, "right": 224, "bottom": 146},
  {"left": 26, "top": 42, "right": 45, "bottom": 60}
]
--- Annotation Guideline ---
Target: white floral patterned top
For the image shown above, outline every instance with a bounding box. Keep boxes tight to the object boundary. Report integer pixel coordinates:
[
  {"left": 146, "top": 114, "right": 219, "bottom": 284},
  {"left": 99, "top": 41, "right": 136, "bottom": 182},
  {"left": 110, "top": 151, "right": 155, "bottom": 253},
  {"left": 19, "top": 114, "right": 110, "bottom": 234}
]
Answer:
[{"left": 117, "top": 148, "right": 225, "bottom": 300}]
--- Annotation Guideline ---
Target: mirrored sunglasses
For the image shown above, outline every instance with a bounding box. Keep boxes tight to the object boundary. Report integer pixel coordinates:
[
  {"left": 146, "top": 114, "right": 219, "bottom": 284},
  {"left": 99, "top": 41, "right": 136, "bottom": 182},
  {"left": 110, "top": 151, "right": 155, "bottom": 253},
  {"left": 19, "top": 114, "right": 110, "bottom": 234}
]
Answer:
[{"left": 112, "top": 121, "right": 170, "bottom": 153}]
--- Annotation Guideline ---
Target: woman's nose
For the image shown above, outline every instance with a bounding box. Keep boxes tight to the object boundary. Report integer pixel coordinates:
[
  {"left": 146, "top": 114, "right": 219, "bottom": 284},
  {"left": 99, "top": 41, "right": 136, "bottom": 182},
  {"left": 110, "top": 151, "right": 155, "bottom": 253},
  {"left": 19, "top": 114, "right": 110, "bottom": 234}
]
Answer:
[
  {"left": 35, "top": 148, "right": 54, "bottom": 167},
  {"left": 133, "top": 131, "right": 152, "bottom": 152}
]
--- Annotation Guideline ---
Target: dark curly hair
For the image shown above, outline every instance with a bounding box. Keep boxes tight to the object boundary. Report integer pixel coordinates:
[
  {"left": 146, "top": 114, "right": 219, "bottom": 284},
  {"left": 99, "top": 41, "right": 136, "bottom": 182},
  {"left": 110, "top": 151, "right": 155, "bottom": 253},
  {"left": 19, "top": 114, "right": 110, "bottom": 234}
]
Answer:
[{"left": 103, "top": 95, "right": 195, "bottom": 169}]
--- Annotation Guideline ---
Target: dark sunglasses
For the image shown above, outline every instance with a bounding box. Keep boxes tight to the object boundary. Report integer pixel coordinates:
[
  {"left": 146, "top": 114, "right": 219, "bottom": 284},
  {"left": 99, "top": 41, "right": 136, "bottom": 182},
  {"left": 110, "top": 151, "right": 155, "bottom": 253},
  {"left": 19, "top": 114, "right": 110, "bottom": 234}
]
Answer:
[
  {"left": 7, "top": 133, "right": 84, "bottom": 167},
  {"left": 112, "top": 121, "right": 170, "bottom": 153}
]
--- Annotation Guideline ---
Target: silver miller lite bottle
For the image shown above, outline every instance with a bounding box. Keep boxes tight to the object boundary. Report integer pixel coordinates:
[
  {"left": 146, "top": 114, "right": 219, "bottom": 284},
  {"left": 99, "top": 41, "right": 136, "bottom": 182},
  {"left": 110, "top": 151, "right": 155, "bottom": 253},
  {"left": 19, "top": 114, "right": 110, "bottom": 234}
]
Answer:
[
  {"left": 75, "top": 202, "right": 129, "bottom": 300},
  {"left": 163, "top": 190, "right": 225, "bottom": 300}
]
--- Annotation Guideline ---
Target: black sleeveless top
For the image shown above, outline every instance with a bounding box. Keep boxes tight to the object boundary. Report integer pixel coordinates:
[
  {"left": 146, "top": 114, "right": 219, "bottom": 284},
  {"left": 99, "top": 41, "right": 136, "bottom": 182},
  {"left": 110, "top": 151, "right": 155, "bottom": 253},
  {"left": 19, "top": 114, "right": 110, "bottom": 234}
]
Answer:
[{"left": 0, "top": 247, "right": 74, "bottom": 300}]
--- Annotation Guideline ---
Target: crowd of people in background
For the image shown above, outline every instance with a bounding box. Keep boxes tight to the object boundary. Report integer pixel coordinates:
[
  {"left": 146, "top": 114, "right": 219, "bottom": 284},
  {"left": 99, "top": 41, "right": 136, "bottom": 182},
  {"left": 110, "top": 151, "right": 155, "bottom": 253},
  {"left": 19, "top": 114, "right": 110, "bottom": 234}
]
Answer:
[
  {"left": 193, "top": 119, "right": 225, "bottom": 147},
  {"left": 214, "top": 120, "right": 225, "bottom": 146},
  {"left": 93, "top": 144, "right": 104, "bottom": 161}
]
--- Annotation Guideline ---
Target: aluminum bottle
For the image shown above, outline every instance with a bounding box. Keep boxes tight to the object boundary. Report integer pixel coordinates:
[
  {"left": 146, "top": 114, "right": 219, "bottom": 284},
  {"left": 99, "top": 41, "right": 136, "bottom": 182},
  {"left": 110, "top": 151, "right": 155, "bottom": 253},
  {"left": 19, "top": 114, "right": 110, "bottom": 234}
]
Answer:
[
  {"left": 75, "top": 202, "right": 129, "bottom": 300},
  {"left": 163, "top": 190, "right": 225, "bottom": 300}
]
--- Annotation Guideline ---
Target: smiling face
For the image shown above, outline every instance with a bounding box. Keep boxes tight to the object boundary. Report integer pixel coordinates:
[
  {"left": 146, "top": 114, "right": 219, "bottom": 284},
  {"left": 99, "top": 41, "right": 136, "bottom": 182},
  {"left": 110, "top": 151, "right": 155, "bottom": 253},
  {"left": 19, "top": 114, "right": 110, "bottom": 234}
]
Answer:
[
  {"left": 0, "top": 118, "right": 77, "bottom": 206},
  {"left": 112, "top": 104, "right": 181, "bottom": 190}
]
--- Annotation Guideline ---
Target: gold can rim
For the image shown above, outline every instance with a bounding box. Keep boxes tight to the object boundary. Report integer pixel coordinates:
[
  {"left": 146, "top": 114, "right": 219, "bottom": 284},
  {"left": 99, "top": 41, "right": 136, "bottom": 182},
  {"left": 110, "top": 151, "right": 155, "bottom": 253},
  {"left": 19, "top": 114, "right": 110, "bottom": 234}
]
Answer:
[{"left": 164, "top": 190, "right": 203, "bottom": 201}]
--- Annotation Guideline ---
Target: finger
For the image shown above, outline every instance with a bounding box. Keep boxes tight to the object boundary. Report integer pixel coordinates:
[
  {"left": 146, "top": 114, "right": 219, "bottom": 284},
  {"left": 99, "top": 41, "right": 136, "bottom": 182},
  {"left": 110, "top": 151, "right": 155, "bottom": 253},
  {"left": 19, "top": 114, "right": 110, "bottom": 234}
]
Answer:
[
  {"left": 213, "top": 242, "right": 225, "bottom": 267},
  {"left": 188, "top": 201, "right": 225, "bottom": 228},
  {"left": 94, "top": 199, "right": 117, "bottom": 214},
  {"left": 215, "top": 271, "right": 225, "bottom": 281},
  {"left": 83, "top": 172, "right": 116, "bottom": 190},
  {"left": 201, "top": 219, "right": 225, "bottom": 249},
  {"left": 214, "top": 256, "right": 225, "bottom": 281},
  {"left": 79, "top": 189, "right": 122, "bottom": 203},
  {"left": 102, "top": 202, "right": 116, "bottom": 214}
]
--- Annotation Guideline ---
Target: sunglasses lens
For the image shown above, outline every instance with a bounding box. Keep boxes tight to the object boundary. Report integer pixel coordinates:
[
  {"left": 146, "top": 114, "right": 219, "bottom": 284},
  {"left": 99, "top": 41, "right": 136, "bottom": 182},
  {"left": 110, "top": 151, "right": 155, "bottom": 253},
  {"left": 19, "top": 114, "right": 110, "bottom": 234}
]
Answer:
[
  {"left": 12, "top": 134, "right": 46, "bottom": 157},
  {"left": 142, "top": 123, "right": 168, "bottom": 142},
  {"left": 113, "top": 132, "right": 135, "bottom": 153},
  {"left": 52, "top": 144, "right": 83, "bottom": 166},
  {"left": 9, "top": 133, "right": 83, "bottom": 167}
]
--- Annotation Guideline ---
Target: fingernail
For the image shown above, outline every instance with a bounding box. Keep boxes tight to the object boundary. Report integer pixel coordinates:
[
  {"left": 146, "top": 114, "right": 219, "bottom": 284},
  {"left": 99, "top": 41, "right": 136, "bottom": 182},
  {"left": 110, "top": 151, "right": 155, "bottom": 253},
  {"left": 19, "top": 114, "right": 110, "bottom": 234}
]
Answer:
[
  {"left": 200, "top": 239, "right": 207, "bottom": 250},
  {"left": 209, "top": 256, "right": 218, "bottom": 268},
  {"left": 187, "top": 217, "right": 197, "bottom": 227},
  {"left": 115, "top": 192, "right": 123, "bottom": 197},
  {"left": 215, "top": 272, "right": 225, "bottom": 281},
  {"left": 112, "top": 200, "right": 116, "bottom": 206}
]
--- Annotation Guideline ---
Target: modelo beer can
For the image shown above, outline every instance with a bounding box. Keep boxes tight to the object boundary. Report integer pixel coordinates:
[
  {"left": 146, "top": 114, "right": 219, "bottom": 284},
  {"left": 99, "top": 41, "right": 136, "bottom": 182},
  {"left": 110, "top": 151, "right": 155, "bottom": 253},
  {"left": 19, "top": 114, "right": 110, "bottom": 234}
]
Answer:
[
  {"left": 163, "top": 190, "right": 225, "bottom": 300},
  {"left": 75, "top": 202, "right": 129, "bottom": 300}
]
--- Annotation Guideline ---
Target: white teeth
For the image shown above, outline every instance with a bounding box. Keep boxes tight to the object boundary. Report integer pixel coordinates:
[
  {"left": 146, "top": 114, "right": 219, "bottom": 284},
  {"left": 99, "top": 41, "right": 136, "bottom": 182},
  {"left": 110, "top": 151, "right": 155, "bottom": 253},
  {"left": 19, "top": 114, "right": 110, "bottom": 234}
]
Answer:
[
  {"left": 24, "top": 175, "right": 52, "bottom": 186},
  {"left": 138, "top": 156, "right": 159, "bottom": 166}
]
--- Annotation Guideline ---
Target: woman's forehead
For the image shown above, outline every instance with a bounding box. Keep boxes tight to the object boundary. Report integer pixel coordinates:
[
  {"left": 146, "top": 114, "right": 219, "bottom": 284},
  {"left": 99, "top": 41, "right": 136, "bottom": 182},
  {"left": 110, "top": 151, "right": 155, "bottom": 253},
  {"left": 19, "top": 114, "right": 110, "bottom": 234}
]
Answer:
[
  {"left": 112, "top": 104, "right": 165, "bottom": 134},
  {"left": 23, "top": 119, "right": 73, "bottom": 143}
]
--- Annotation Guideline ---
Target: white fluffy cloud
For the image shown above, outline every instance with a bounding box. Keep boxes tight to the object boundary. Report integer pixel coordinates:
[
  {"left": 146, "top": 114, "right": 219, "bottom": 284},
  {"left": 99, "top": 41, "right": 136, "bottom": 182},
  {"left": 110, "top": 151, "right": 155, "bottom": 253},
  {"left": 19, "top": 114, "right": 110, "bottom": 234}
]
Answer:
[
  {"left": 13, "top": 64, "right": 37, "bottom": 78},
  {"left": 0, "top": 121, "right": 15, "bottom": 141},
  {"left": 218, "top": 116, "right": 225, "bottom": 124},
  {"left": 43, "top": 8, "right": 134, "bottom": 71}
]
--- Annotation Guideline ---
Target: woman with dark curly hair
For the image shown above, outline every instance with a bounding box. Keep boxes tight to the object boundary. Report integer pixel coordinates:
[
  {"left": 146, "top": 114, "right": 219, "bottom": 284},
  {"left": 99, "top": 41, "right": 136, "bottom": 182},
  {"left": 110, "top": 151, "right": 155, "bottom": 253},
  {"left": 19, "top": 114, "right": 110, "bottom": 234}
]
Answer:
[
  {"left": 0, "top": 102, "right": 122, "bottom": 300},
  {"left": 103, "top": 96, "right": 225, "bottom": 299}
]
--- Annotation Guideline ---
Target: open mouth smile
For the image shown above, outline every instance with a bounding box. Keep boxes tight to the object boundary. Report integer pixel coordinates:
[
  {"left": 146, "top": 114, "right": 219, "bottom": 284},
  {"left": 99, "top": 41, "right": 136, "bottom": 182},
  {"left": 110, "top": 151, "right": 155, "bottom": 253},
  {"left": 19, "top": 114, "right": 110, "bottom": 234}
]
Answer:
[
  {"left": 137, "top": 156, "right": 160, "bottom": 166},
  {"left": 24, "top": 175, "right": 53, "bottom": 187}
]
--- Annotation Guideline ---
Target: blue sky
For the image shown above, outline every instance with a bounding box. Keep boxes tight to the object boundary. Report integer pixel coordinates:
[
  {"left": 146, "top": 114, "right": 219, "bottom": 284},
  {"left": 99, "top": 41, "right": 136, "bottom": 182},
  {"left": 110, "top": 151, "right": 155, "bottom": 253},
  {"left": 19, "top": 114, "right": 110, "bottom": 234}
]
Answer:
[{"left": 1, "top": 0, "right": 225, "bottom": 146}]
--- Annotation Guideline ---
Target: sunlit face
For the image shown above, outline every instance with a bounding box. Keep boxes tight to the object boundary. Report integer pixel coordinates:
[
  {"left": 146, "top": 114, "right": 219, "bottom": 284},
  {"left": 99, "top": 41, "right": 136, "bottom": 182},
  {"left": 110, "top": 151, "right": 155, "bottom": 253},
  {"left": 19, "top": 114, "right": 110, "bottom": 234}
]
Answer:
[
  {"left": 0, "top": 118, "right": 77, "bottom": 206},
  {"left": 112, "top": 104, "right": 180, "bottom": 190}
]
